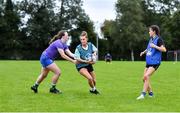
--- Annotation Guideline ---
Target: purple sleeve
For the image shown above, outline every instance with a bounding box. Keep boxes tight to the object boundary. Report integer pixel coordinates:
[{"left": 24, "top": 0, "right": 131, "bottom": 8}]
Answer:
[
  {"left": 55, "top": 42, "right": 64, "bottom": 50},
  {"left": 55, "top": 41, "right": 69, "bottom": 50},
  {"left": 64, "top": 44, "right": 69, "bottom": 50}
]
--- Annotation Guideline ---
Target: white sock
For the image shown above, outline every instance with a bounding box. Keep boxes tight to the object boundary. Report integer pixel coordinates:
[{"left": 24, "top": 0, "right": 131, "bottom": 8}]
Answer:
[
  {"left": 92, "top": 87, "right": 96, "bottom": 91},
  {"left": 51, "top": 83, "right": 56, "bottom": 87},
  {"left": 35, "top": 82, "right": 39, "bottom": 86}
]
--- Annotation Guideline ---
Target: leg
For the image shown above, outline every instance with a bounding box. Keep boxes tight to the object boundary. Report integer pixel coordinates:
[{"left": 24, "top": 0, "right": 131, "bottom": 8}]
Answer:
[
  {"left": 79, "top": 68, "right": 95, "bottom": 88},
  {"left": 137, "top": 67, "right": 155, "bottom": 99},
  {"left": 31, "top": 67, "right": 49, "bottom": 93},
  {"left": 90, "top": 71, "right": 96, "bottom": 86},
  {"left": 46, "top": 63, "right": 62, "bottom": 94},
  {"left": 89, "top": 71, "right": 100, "bottom": 94},
  {"left": 143, "top": 68, "right": 152, "bottom": 93},
  {"left": 36, "top": 67, "right": 49, "bottom": 84},
  {"left": 143, "top": 67, "right": 155, "bottom": 93},
  {"left": 46, "top": 63, "right": 61, "bottom": 85}
]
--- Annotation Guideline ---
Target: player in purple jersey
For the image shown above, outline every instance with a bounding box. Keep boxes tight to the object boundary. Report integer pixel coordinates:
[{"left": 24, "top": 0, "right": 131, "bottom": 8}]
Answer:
[{"left": 31, "top": 30, "right": 76, "bottom": 94}]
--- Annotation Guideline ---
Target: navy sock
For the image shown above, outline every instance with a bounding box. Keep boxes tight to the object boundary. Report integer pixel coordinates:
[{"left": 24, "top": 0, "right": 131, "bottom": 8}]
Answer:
[
  {"left": 149, "top": 92, "right": 153, "bottom": 96},
  {"left": 142, "top": 92, "right": 146, "bottom": 96}
]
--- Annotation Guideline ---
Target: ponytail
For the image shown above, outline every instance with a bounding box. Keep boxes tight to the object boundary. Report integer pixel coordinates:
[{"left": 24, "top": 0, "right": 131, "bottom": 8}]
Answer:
[{"left": 49, "top": 30, "right": 66, "bottom": 44}]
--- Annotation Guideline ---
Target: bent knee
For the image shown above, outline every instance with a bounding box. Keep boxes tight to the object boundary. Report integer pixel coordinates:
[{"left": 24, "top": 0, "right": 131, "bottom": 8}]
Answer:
[
  {"left": 42, "top": 74, "right": 48, "bottom": 78},
  {"left": 87, "top": 77, "right": 93, "bottom": 81},
  {"left": 143, "top": 74, "right": 150, "bottom": 81},
  {"left": 55, "top": 71, "right": 61, "bottom": 76}
]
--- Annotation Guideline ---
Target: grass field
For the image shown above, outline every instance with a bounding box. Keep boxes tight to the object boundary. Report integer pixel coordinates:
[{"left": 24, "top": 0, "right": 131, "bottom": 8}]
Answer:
[{"left": 0, "top": 61, "right": 179, "bottom": 112}]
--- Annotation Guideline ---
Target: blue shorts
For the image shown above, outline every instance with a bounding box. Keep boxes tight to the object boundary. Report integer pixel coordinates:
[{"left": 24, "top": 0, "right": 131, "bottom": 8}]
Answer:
[{"left": 40, "top": 53, "right": 54, "bottom": 68}]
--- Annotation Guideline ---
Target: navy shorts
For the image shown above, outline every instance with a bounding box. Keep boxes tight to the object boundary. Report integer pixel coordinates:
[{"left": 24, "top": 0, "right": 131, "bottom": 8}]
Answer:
[
  {"left": 146, "top": 64, "right": 160, "bottom": 70},
  {"left": 40, "top": 53, "right": 54, "bottom": 68},
  {"left": 77, "top": 65, "right": 94, "bottom": 72}
]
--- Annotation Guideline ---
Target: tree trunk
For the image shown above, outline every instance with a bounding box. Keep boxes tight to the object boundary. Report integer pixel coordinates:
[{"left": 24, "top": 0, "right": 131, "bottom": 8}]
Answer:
[{"left": 131, "top": 49, "right": 134, "bottom": 61}]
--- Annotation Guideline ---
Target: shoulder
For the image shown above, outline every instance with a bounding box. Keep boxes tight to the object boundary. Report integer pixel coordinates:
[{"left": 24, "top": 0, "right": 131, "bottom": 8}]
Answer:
[
  {"left": 158, "top": 37, "right": 164, "bottom": 42},
  {"left": 88, "top": 42, "right": 92, "bottom": 45},
  {"left": 88, "top": 42, "right": 96, "bottom": 47},
  {"left": 157, "top": 37, "right": 164, "bottom": 43},
  {"left": 157, "top": 37, "right": 165, "bottom": 46},
  {"left": 53, "top": 39, "right": 61, "bottom": 45},
  {"left": 76, "top": 44, "right": 82, "bottom": 50},
  {"left": 77, "top": 44, "right": 81, "bottom": 48}
]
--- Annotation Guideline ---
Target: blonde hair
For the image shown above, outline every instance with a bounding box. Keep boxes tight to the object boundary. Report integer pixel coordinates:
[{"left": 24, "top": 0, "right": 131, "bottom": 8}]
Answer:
[
  {"left": 49, "top": 30, "right": 66, "bottom": 44},
  {"left": 80, "top": 31, "right": 88, "bottom": 38}
]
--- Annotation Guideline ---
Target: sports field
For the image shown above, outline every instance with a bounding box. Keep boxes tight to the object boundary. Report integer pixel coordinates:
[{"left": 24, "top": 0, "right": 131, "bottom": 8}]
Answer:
[{"left": 0, "top": 61, "right": 179, "bottom": 112}]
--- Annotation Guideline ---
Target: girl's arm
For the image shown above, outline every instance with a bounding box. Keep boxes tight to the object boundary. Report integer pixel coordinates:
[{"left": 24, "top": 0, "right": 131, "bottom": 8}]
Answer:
[
  {"left": 150, "top": 43, "right": 167, "bottom": 52},
  {"left": 58, "top": 48, "right": 76, "bottom": 64},
  {"left": 65, "top": 49, "right": 75, "bottom": 58},
  {"left": 74, "top": 48, "right": 94, "bottom": 64},
  {"left": 140, "top": 49, "right": 147, "bottom": 57}
]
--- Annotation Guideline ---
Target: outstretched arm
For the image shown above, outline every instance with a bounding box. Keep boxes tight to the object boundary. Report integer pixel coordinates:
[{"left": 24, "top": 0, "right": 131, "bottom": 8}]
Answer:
[
  {"left": 65, "top": 49, "right": 75, "bottom": 58},
  {"left": 58, "top": 48, "right": 76, "bottom": 64}
]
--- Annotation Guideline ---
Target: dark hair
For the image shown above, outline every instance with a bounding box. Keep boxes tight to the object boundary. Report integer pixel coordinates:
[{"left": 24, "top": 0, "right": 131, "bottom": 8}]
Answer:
[
  {"left": 80, "top": 31, "right": 88, "bottom": 38},
  {"left": 49, "top": 30, "right": 66, "bottom": 44},
  {"left": 149, "top": 25, "right": 160, "bottom": 36}
]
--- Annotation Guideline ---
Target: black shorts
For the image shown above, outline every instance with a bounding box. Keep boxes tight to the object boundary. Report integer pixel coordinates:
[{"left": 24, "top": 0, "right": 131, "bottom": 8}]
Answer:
[
  {"left": 77, "top": 65, "right": 94, "bottom": 72},
  {"left": 146, "top": 64, "right": 160, "bottom": 70},
  {"left": 106, "top": 59, "right": 111, "bottom": 62}
]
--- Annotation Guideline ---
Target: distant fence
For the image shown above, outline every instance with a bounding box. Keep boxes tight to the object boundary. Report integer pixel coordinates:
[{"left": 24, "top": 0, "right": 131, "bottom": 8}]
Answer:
[{"left": 167, "top": 50, "right": 180, "bottom": 61}]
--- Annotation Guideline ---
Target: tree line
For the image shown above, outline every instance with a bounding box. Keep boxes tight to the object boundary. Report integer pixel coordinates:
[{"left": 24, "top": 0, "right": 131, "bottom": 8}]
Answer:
[
  {"left": 101, "top": 0, "right": 180, "bottom": 61},
  {"left": 0, "top": 0, "right": 179, "bottom": 60}
]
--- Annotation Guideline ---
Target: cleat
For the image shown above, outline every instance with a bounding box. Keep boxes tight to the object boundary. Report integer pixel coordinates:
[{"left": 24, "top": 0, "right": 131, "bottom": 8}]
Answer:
[
  {"left": 31, "top": 86, "right": 38, "bottom": 93},
  {"left": 90, "top": 89, "right": 100, "bottom": 95},
  {"left": 136, "top": 94, "right": 145, "bottom": 100},
  {"left": 49, "top": 87, "right": 62, "bottom": 94}
]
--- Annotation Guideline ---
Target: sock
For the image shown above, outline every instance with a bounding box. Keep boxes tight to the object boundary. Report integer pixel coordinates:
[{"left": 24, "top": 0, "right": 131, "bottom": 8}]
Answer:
[
  {"left": 141, "top": 92, "right": 146, "bottom": 96},
  {"left": 91, "top": 87, "right": 96, "bottom": 91},
  {"left": 51, "top": 83, "right": 56, "bottom": 88},
  {"left": 34, "top": 82, "right": 39, "bottom": 87},
  {"left": 149, "top": 92, "right": 153, "bottom": 96}
]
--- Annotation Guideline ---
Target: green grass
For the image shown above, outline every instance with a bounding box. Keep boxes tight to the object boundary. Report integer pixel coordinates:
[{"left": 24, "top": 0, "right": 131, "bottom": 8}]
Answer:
[{"left": 0, "top": 61, "right": 179, "bottom": 112}]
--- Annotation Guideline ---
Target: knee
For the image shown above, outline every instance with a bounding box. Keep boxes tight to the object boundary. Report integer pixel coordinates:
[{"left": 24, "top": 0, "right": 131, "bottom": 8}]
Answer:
[
  {"left": 42, "top": 74, "right": 48, "bottom": 78},
  {"left": 93, "top": 79, "right": 96, "bottom": 82},
  {"left": 88, "top": 77, "right": 93, "bottom": 81},
  {"left": 143, "top": 74, "right": 150, "bottom": 81},
  {"left": 55, "top": 71, "right": 61, "bottom": 76}
]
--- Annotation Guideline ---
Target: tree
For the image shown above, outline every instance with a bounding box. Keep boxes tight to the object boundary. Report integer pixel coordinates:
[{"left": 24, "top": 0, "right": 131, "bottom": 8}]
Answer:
[
  {"left": 17, "top": 0, "right": 96, "bottom": 59},
  {"left": 100, "top": 20, "right": 118, "bottom": 59},
  {"left": 141, "top": 0, "right": 180, "bottom": 55},
  {"left": 0, "top": 0, "right": 22, "bottom": 59},
  {"left": 18, "top": 0, "right": 56, "bottom": 59},
  {"left": 115, "top": 0, "right": 146, "bottom": 61},
  {"left": 57, "top": 0, "right": 97, "bottom": 52},
  {"left": 168, "top": 10, "right": 180, "bottom": 50}
]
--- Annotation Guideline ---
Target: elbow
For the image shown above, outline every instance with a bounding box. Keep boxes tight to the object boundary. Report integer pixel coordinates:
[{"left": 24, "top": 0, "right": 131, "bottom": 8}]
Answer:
[
  {"left": 162, "top": 48, "right": 167, "bottom": 52},
  {"left": 60, "top": 54, "right": 66, "bottom": 59},
  {"left": 163, "top": 48, "right": 167, "bottom": 52}
]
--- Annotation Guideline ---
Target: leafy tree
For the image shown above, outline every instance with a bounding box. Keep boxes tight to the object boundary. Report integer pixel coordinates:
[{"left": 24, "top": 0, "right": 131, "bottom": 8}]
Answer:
[
  {"left": 115, "top": 0, "right": 146, "bottom": 61},
  {"left": 0, "top": 0, "right": 22, "bottom": 59}
]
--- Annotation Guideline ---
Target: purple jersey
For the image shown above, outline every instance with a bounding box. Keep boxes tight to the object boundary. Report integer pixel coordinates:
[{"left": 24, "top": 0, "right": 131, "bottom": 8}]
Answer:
[{"left": 44, "top": 39, "right": 68, "bottom": 60}]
